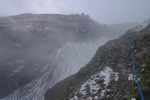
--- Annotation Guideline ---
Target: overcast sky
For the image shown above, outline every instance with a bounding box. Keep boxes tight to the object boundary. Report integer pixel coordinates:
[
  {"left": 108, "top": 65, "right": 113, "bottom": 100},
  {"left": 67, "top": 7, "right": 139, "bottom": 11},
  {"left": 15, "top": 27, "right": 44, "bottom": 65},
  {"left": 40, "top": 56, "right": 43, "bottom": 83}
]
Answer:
[{"left": 0, "top": 0, "right": 150, "bottom": 24}]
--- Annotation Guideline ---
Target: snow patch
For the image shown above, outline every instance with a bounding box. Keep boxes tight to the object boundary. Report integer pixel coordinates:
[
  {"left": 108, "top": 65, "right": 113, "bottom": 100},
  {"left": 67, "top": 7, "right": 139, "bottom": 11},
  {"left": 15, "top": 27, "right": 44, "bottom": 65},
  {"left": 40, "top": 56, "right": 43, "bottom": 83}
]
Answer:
[
  {"left": 70, "top": 67, "right": 119, "bottom": 100},
  {"left": 131, "top": 98, "right": 136, "bottom": 100},
  {"left": 128, "top": 74, "right": 133, "bottom": 81}
]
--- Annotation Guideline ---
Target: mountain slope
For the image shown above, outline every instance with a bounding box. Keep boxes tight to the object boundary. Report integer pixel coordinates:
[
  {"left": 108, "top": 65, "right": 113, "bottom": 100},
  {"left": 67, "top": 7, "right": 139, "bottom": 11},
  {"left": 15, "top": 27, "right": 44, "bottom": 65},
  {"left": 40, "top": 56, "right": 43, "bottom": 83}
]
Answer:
[
  {"left": 0, "top": 13, "right": 108, "bottom": 98},
  {"left": 45, "top": 20, "right": 150, "bottom": 100},
  {"left": 2, "top": 38, "right": 109, "bottom": 100},
  {"left": 0, "top": 13, "right": 137, "bottom": 99}
]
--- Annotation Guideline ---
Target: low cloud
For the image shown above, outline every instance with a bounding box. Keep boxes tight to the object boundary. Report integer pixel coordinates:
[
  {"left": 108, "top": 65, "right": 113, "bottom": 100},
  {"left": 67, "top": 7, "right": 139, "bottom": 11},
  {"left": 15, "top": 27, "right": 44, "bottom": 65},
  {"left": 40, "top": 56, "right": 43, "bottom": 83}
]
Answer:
[{"left": 0, "top": 0, "right": 150, "bottom": 24}]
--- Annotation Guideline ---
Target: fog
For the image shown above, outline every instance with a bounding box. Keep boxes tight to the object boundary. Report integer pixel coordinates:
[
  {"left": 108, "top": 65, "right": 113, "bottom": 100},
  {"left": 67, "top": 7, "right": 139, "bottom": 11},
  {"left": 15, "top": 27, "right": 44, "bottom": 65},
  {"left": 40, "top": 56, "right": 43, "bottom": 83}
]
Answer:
[
  {"left": 0, "top": 13, "right": 113, "bottom": 98},
  {"left": 0, "top": 0, "right": 150, "bottom": 24},
  {"left": 0, "top": 0, "right": 149, "bottom": 99}
]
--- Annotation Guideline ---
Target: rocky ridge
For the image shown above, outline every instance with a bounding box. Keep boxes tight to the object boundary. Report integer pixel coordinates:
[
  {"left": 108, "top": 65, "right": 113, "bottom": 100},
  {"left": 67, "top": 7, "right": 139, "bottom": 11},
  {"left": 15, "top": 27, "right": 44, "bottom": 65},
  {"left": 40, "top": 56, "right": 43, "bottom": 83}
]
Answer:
[{"left": 45, "top": 19, "right": 150, "bottom": 100}]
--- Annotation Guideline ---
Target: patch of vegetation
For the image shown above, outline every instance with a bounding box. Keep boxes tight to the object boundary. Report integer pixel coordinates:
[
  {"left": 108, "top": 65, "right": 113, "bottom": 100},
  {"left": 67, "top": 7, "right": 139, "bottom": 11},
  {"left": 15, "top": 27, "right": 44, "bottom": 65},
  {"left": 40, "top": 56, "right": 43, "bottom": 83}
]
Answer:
[
  {"left": 128, "top": 56, "right": 150, "bottom": 100},
  {"left": 128, "top": 33, "right": 150, "bottom": 100},
  {"left": 133, "top": 34, "right": 150, "bottom": 51}
]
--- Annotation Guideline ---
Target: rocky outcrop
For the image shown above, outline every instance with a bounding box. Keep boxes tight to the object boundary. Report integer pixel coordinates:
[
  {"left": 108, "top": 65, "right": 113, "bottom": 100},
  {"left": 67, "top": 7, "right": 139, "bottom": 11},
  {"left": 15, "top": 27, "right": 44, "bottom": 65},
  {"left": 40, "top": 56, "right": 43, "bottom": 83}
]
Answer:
[{"left": 45, "top": 20, "right": 150, "bottom": 100}]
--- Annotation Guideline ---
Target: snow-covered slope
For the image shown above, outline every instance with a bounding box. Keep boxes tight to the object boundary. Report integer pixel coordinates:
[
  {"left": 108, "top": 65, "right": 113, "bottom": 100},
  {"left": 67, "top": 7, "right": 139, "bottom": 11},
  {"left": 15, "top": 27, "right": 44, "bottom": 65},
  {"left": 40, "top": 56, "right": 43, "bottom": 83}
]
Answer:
[
  {"left": 2, "top": 37, "right": 108, "bottom": 100},
  {"left": 45, "top": 19, "right": 150, "bottom": 100},
  {"left": 0, "top": 14, "right": 113, "bottom": 98},
  {"left": 0, "top": 13, "right": 137, "bottom": 99},
  {"left": 70, "top": 67, "right": 119, "bottom": 100}
]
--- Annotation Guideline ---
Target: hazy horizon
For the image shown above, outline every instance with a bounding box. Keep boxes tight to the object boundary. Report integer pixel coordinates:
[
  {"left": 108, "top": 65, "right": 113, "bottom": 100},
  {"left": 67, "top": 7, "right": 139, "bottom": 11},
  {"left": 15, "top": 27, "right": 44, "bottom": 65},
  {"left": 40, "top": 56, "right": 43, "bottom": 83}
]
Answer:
[{"left": 0, "top": 0, "right": 150, "bottom": 24}]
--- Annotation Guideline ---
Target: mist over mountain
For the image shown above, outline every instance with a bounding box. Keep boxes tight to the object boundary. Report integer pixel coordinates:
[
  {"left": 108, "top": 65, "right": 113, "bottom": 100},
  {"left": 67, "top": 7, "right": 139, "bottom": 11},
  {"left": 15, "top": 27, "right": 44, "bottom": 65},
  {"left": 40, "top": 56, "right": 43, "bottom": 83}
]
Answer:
[
  {"left": 0, "top": 13, "right": 137, "bottom": 100},
  {"left": 107, "top": 22, "right": 138, "bottom": 38},
  {"left": 45, "top": 19, "right": 150, "bottom": 100}
]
